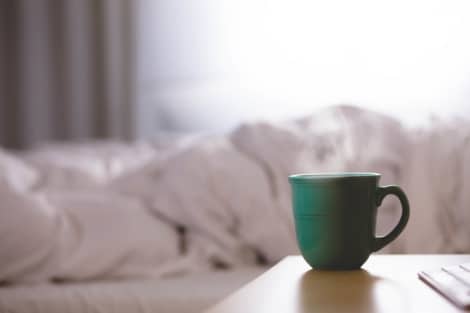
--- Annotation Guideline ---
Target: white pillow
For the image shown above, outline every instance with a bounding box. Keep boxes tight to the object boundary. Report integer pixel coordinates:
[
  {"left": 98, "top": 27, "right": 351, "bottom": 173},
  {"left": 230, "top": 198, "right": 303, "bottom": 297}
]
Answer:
[
  {"left": 24, "top": 141, "right": 158, "bottom": 190},
  {"left": 0, "top": 150, "right": 39, "bottom": 193}
]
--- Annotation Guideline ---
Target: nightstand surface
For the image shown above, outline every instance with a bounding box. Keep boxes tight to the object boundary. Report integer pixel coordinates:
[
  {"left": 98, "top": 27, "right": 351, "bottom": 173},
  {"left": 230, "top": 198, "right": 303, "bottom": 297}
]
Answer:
[{"left": 206, "top": 254, "right": 470, "bottom": 313}]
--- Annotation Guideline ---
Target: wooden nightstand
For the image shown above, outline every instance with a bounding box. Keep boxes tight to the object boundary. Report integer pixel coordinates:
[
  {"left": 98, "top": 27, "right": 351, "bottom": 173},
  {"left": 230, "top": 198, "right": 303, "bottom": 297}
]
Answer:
[{"left": 205, "top": 255, "right": 470, "bottom": 313}]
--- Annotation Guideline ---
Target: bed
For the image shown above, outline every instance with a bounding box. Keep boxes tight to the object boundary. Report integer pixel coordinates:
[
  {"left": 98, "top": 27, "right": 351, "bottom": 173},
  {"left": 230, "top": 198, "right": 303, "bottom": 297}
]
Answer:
[
  {"left": 1, "top": 105, "right": 469, "bottom": 312},
  {"left": 0, "top": 267, "right": 265, "bottom": 313}
]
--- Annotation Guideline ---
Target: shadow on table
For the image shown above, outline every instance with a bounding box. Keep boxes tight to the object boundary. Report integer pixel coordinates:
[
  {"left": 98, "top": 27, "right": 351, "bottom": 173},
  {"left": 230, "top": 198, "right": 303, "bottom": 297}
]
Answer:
[{"left": 298, "top": 269, "right": 383, "bottom": 313}]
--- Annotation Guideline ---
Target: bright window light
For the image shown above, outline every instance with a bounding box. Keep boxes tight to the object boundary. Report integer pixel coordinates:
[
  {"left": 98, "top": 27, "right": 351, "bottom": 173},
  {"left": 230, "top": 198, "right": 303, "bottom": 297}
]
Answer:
[
  {"left": 213, "top": 0, "right": 470, "bottom": 123},
  {"left": 138, "top": 0, "right": 470, "bottom": 132}
]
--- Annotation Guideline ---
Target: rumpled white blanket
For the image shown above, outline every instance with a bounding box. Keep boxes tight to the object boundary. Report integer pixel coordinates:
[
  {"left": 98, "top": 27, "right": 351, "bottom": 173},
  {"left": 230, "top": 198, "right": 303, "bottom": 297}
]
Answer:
[{"left": 0, "top": 106, "right": 469, "bottom": 283}]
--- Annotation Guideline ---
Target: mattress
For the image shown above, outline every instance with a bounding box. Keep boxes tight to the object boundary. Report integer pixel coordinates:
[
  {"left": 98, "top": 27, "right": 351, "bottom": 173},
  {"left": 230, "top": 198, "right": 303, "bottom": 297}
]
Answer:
[{"left": 0, "top": 267, "right": 266, "bottom": 313}]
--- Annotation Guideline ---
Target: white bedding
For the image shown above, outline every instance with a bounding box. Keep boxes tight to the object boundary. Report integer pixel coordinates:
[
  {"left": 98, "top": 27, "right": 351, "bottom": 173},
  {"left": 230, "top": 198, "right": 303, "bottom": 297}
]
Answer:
[
  {"left": 0, "top": 267, "right": 265, "bottom": 313},
  {"left": 0, "top": 105, "right": 469, "bottom": 285}
]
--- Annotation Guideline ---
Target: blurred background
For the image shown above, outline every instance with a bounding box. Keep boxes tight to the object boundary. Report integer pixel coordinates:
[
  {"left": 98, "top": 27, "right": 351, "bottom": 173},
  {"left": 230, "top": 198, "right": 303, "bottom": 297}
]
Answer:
[{"left": 1, "top": 0, "right": 470, "bottom": 149}]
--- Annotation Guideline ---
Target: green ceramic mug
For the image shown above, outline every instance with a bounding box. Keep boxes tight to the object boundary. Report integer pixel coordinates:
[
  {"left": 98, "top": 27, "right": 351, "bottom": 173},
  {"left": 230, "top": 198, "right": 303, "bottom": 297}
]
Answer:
[{"left": 289, "top": 172, "right": 410, "bottom": 270}]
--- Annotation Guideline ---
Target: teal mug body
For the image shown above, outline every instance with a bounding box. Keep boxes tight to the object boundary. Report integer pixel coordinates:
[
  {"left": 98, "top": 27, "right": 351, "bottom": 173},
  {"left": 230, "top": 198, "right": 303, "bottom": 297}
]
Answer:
[{"left": 289, "top": 173, "right": 410, "bottom": 270}]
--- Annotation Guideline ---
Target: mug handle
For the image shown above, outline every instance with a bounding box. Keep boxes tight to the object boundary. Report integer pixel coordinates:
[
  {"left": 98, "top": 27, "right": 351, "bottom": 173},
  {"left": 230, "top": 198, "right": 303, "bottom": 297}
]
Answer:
[{"left": 372, "top": 185, "right": 410, "bottom": 252}]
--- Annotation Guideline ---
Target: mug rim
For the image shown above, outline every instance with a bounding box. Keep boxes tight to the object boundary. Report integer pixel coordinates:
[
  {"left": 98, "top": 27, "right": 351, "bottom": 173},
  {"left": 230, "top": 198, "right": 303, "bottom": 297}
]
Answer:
[{"left": 289, "top": 172, "right": 380, "bottom": 184}]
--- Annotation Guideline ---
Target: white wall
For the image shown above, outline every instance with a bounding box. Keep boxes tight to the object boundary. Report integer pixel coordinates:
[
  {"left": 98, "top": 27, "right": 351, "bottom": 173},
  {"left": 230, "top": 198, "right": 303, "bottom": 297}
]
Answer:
[{"left": 136, "top": 0, "right": 470, "bottom": 135}]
